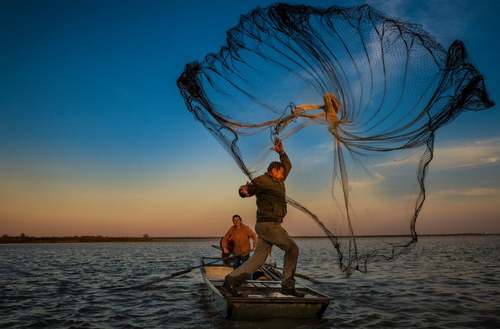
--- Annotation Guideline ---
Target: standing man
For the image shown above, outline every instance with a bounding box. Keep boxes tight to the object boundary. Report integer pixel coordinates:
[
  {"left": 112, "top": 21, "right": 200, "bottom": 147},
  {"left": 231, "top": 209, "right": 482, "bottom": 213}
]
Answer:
[
  {"left": 221, "top": 215, "right": 257, "bottom": 268},
  {"left": 223, "top": 138, "right": 304, "bottom": 297}
]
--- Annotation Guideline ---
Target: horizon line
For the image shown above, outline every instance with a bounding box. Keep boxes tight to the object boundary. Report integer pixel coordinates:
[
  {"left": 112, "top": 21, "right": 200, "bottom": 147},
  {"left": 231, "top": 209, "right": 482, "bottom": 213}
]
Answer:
[{"left": 1, "top": 232, "right": 499, "bottom": 242}]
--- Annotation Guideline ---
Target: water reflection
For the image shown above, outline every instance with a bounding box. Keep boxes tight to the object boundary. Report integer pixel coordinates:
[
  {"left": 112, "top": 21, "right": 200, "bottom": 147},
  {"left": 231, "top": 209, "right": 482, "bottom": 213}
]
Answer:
[{"left": 1, "top": 236, "right": 499, "bottom": 328}]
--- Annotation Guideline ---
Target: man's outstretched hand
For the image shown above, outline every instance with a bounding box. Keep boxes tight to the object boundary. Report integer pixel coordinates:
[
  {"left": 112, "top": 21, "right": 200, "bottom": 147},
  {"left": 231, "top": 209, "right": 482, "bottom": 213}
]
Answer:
[
  {"left": 273, "top": 138, "right": 284, "bottom": 153},
  {"left": 239, "top": 183, "right": 252, "bottom": 198}
]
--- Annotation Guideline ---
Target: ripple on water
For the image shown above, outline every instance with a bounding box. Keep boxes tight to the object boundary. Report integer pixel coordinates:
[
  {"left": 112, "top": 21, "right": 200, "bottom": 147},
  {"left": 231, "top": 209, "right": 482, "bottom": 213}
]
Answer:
[{"left": 1, "top": 237, "right": 500, "bottom": 328}]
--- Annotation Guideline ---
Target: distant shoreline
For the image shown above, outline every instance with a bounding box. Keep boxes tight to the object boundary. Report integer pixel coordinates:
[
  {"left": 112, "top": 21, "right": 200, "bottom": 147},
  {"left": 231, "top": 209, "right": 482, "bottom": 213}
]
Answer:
[{"left": 1, "top": 233, "right": 498, "bottom": 244}]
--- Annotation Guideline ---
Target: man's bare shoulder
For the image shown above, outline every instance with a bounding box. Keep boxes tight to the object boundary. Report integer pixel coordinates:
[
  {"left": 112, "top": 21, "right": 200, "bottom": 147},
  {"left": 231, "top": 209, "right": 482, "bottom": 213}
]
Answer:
[{"left": 242, "top": 224, "right": 255, "bottom": 233}]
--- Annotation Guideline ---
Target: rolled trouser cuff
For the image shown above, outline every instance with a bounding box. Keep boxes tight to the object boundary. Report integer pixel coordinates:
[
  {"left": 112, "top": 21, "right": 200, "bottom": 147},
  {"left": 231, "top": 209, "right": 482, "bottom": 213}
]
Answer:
[{"left": 282, "top": 277, "right": 296, "bottom": 289}]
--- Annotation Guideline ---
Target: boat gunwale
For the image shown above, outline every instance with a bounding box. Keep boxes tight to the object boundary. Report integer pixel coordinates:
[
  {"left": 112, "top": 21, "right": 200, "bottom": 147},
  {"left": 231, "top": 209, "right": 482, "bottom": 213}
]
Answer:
[
  {"left": 200, "top": 257, "right": 331, "bottom": 302},
  {"left": 200, "top": 256, "right": 331, "bottom": 319},
  {"left": 201, "top": 262, "right": 225, "bottom": 298}
]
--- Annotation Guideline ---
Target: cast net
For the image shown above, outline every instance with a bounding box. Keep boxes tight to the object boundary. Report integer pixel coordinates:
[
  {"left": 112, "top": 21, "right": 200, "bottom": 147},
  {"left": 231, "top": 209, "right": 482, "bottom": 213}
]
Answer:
[{"left": 177, "top": 3, "right": 494, "bottom": 274}]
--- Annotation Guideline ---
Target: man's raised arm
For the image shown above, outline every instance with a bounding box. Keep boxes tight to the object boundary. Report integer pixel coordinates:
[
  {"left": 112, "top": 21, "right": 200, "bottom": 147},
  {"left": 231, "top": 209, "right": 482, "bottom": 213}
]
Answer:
[
  {"left": 279, "top": 150, "right": 291, "bottom": 179},
  {"left": 273, "top": 138, "right": 292, "bottom": 179}
]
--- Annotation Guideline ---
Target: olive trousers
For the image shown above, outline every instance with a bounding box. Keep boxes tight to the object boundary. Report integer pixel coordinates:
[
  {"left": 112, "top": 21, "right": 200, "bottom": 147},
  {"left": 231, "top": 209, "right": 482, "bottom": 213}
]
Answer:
[{"left": 227, "top": 222, "right": 299, "bottom": 288}]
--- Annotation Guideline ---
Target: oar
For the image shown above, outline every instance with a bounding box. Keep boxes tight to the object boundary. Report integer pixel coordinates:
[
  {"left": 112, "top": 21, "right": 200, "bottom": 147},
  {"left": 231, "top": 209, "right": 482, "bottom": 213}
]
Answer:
[
  {"left": 272, "top": 266, "right": 322, "bottom": 284},
  {"left": 109, "top": 257, "right": 234, "bottom": 291},
  {"left": 296, "top": 273, "right": 321, "bottom": 284}
]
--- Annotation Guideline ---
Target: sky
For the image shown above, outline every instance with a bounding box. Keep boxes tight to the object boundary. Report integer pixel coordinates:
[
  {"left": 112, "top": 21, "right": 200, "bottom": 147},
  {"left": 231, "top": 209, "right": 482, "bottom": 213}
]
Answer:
[{"left": 1, "top": 0, "right": 499, "bottom": 237}]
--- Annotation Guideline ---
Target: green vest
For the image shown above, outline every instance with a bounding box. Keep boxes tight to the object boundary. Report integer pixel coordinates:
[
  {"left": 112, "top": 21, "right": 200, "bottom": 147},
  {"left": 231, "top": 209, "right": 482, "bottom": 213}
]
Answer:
[{"left": 253, "top": 174, "right": 287, "bottom": 222}]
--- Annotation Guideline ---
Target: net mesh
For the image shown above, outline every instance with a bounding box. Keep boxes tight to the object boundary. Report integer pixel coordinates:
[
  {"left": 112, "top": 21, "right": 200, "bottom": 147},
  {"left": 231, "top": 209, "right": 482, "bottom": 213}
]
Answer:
[{"left": 177, "top": 3, "right": 494, "bottom": 274}]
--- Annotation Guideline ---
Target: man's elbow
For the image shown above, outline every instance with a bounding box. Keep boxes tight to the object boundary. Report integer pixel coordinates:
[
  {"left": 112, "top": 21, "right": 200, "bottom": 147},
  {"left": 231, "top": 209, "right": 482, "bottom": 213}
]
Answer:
[
  {"left": 239, "top": 191, "right": 253, "bottom": 198},
  {"left": 239, "top": 186, "right": 249, "bottom": 198}
]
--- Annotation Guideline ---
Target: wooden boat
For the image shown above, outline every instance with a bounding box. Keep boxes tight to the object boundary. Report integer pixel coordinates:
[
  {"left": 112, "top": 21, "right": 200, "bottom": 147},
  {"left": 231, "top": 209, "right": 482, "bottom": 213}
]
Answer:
[{"left": 200, "top": 256, "right": 330, "bottom": 320}]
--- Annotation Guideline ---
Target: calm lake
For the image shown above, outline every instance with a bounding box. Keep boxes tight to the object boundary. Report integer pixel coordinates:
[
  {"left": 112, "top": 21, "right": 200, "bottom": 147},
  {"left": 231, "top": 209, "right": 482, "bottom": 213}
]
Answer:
[{"left": 1, "top": 236, "right": 499, "bottom": 328}]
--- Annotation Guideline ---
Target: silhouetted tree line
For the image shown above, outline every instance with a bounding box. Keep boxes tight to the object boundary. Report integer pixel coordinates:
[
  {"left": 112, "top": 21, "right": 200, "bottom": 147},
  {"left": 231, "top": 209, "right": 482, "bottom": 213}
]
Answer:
[{"left": 0, "top": 234, "right": 158, "bottom": 243}]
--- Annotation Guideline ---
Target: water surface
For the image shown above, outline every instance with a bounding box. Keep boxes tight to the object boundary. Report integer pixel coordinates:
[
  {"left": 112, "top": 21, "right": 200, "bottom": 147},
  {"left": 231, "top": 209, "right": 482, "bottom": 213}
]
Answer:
[{"left": 1, "top": 236, "right": 499, "bottom": 328}]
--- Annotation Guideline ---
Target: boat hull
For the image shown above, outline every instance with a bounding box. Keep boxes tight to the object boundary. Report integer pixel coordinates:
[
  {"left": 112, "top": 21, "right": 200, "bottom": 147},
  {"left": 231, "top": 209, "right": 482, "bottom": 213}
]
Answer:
[
  {"left": 227, "top": 296, "right": 329, "bottom": 320},
  {"left": 201, "top": 258, "right": 330, "bottom": 320}
]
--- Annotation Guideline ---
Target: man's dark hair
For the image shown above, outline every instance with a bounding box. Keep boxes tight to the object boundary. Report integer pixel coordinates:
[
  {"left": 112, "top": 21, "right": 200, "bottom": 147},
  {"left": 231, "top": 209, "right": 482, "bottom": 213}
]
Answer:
[
  {"left": 232, "top": 214, "right": 241, "bottom": 220},
  {"left": 267, "top": 161, "right": 284, "bottom": 173}
]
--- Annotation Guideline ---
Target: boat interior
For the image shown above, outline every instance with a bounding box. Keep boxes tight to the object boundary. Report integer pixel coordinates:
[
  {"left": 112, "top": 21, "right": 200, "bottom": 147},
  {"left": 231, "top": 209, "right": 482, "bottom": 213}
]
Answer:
[{"left": 202, "top": 259, "right": 328, "bottom": 300}]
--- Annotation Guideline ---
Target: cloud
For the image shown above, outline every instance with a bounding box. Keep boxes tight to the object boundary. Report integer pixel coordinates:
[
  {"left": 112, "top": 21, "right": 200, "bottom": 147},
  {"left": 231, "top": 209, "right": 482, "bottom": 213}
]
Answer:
[
  {"left": 295, "top": 141, "right": 333, "bottom": 168},
  {"left": 374, "top": 138, "right": 500, "bottom": 171},
  {"left": 350, "top": 172, "right": 385, "bottom": 187},
  {"left": 427, "top": 138, "right": 500, "bottom": 170},
  {"left": 297, "top": 137, "right": 500, "bottom": 178},
  {"left": 435, "top": 187, "right": 500, "bottom": 197}
]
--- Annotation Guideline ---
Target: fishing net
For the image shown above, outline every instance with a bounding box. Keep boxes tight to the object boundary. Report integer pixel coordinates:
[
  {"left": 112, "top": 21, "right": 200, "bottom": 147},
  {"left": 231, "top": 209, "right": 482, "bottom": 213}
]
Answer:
[{"left": 177, "top": 4, "right": 494, "bottom": 274}]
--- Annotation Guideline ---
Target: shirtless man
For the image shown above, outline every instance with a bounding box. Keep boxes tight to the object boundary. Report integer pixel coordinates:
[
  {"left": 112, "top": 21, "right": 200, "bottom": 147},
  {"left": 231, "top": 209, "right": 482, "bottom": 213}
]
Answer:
[{"left": 221, "top": 215, "right": 256, "bottom": 268}]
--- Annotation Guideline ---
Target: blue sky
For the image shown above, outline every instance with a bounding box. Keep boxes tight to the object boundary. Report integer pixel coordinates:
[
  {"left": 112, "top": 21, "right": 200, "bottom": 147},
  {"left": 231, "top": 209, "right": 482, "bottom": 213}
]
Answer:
[{"left": 1, "top": 0, "right": 499, "bottom": 236}]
